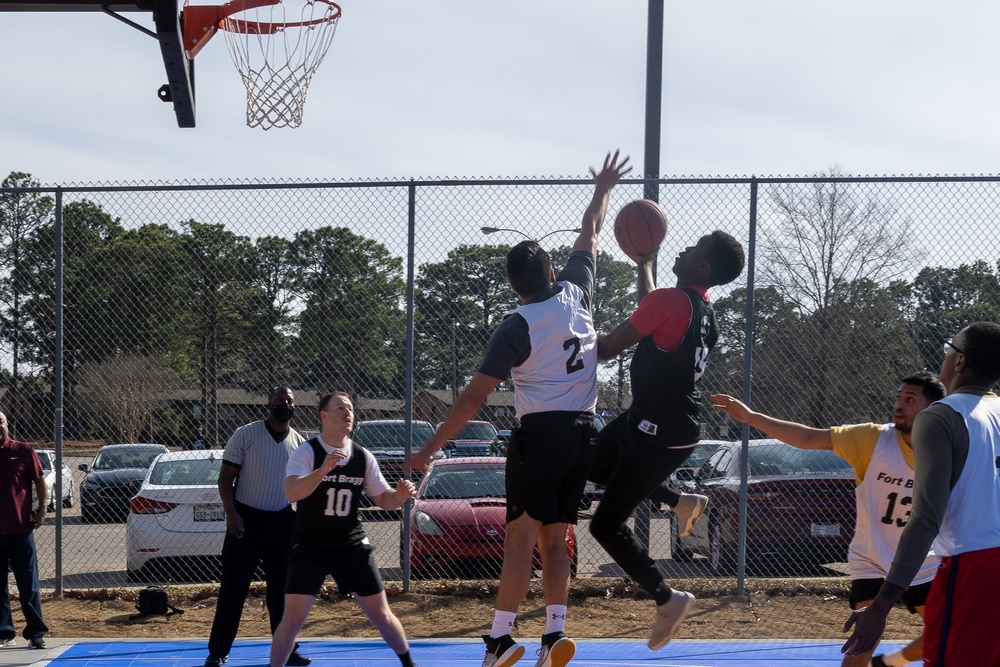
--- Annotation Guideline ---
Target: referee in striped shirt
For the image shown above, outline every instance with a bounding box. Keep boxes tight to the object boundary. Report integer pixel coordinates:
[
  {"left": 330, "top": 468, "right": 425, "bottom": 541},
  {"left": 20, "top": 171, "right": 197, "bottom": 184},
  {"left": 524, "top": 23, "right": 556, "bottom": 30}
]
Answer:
[{"left": 205, "top": 386, "right": 310, "bottom": 667}]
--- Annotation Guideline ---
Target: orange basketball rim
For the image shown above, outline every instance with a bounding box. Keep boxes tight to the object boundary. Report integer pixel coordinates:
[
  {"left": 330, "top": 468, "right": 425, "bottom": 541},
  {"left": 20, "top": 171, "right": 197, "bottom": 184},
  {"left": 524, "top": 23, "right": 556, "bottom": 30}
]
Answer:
[{"left": 184, "top": 0, "right": 342, "bottom": 129}]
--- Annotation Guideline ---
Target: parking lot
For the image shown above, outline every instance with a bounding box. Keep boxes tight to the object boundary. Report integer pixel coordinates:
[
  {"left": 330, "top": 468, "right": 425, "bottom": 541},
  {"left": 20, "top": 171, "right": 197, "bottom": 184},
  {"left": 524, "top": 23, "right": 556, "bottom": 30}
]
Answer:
[{"left": 33, "top": 454, "right": 702, "bottom": 589}]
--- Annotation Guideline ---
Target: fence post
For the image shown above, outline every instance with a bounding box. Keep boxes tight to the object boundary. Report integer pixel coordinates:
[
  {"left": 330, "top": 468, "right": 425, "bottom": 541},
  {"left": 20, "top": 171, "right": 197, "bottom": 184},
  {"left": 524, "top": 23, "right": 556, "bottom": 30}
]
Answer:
[
  {"left": 735, "top": 178, "right": 759, "bottom": 596},
  {"left": 402, "top": 181, "right": 417, "bottom": 592},
  {"left": 53, "top": 188, "right": 64, "bottom": 597}
]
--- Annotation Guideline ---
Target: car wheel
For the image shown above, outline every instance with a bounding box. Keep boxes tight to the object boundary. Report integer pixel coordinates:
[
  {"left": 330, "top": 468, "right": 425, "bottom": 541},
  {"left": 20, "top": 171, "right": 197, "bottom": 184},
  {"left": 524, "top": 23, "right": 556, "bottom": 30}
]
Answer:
[
  {"left": 570, "top": 546, "right": 579, "bottom": 578},
  {"left": 709, "top": 519, "right": 735, "bottom": 575},
  {"left": 669, "top": 519, "right": 693, "bottom": 563},
  {"left": 127, "top": 568, "right": 150, "bottom": 583},
  {"left": 63, "top": 484, "right": 74, "bottom": 508},
  {"left": 80, "top": 507, "right": 95, "bottom": 524}
]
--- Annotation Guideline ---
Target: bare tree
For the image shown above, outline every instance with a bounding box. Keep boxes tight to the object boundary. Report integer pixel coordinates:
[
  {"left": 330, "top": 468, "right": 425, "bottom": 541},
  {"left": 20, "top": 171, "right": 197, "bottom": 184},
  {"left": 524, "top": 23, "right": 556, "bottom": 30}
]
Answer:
[
  {"left": 78, "top": 355, "right": 182, "bottom": 443},
  {"left": 763, "top": 169, "right": 919, "bottom": 314},
  {"left": 759, "top": 170, "right": 921, "bottom": 426}
]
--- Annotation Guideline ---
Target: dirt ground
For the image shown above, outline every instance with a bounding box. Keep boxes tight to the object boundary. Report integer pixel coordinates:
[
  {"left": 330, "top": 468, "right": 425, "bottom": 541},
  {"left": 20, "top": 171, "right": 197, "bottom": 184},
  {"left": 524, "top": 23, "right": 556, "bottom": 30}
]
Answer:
[{"left": 39, "top": 577, "right": 924, "bottom": 643}]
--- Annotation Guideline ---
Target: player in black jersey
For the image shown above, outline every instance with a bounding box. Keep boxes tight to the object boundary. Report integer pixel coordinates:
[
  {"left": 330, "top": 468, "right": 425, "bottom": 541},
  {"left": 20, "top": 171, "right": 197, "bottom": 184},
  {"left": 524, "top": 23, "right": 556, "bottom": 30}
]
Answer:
[
  {"left": 590, "top": 231, "right": 744, "bottom": 651},
  {"left": 269, "top": 393, "right": 418, "bottom": 667}
]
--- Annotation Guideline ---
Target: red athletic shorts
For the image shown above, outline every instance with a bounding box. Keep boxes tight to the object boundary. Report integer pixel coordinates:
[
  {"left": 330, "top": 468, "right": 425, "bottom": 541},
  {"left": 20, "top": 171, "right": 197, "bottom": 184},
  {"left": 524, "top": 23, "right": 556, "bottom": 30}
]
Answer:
[{"left": 922, "top": 545, "right": 1000, "bottom": 667}]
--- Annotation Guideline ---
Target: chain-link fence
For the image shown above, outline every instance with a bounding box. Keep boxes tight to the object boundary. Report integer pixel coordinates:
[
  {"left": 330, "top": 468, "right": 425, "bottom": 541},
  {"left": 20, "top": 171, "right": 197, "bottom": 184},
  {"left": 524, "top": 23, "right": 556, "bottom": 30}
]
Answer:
[{"left": 3, "top": 172, "right": 999, "bottom": 626}]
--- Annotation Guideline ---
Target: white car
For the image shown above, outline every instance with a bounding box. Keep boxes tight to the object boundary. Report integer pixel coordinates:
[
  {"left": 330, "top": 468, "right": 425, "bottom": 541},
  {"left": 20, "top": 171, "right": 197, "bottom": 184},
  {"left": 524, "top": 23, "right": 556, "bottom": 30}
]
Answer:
[
  {"left": 33, "top": 449, "right": 75, "bottom": 512},
  {"left": 126, "top": 449, "right": 227, "bottom": 583}
]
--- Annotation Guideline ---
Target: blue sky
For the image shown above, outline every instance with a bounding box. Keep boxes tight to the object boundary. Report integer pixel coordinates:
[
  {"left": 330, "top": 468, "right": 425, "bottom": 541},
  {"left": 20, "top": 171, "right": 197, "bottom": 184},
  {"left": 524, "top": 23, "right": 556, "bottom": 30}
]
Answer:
[{"left": 2, "top": 0, "right": 1000, "bottom": 184}]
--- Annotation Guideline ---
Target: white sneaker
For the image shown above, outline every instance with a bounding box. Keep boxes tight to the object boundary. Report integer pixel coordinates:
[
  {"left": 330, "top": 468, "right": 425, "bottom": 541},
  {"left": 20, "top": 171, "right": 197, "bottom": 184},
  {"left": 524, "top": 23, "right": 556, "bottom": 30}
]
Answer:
[
  {"left": 0, "top": 638, "right": 15, "bottom": 648},
  {"left": 672, "top": 494, "right": 707, "bottom": 538},
  {"left": 648, "top": 590, "right": 695, "bottom": 650},
  {"left": 534, "top": 632, "right": 576, "bottom": 667}
]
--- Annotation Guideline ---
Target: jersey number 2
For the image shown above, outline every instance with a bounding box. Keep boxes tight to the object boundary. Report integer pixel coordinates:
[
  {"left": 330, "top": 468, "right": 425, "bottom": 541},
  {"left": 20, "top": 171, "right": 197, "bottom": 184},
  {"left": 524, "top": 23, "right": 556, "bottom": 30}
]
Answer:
[{"left": 564, "top": 337, "right": 584, "bottom": 375}]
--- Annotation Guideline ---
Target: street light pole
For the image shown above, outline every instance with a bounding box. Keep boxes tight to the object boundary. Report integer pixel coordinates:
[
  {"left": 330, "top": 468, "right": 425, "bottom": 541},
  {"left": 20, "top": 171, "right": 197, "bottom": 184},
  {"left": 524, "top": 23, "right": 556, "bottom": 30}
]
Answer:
[
  {"left": 644, "top": 0, "right": 664, "bottom": 206},
  {"left": 480, "top": 227, "right": 582, "bottom": 242},
  {"left": 631, "top": 0, "right": 665, "bottom": 558}
]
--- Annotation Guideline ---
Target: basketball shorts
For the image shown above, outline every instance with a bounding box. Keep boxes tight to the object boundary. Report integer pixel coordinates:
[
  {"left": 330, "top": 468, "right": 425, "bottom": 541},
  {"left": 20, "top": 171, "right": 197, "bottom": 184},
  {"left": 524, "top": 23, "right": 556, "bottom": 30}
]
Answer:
[
  {"left": 505, "top": 411, "right": 599, "bottom": 525},
  {"left": 849, "top": 578, "right": 931, "bottom": 614},
  {"left": 922, "top": 545, "right": 1000, "bottom": 667},
  {"left": 286, "top": 542, "right": 384, "bottom": 598}
]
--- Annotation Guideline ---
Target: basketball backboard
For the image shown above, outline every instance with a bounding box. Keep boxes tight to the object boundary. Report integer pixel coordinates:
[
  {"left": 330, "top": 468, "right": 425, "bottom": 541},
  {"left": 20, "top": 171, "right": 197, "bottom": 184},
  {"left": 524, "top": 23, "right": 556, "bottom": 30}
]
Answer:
[{"left": 0, "top": 0, "right": 196, "bottom": 127}]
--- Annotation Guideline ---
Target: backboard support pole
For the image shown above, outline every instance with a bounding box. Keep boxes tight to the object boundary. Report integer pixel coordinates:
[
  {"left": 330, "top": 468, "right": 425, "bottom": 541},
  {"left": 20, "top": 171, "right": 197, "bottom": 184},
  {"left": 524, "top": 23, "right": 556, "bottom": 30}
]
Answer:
[{"left": 154, "top": 0, "right": 195, "bottom": 127}]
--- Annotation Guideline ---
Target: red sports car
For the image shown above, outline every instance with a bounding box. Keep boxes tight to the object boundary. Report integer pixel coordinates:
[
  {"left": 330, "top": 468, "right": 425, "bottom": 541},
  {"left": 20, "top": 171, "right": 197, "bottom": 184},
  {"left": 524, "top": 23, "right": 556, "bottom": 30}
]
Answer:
[{"left": 403, "top": 457, "right": 577, "bottom": 579}]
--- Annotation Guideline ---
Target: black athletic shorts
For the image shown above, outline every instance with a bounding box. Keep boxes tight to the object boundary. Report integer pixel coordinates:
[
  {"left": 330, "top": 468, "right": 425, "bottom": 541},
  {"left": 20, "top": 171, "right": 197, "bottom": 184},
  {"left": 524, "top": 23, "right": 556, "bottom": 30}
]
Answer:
[
  {"left": 506, "top": 411, "right": 599, "bottom": 525},
  {"left": 285, "top": 542, "right": 384, "bottom": 598},
  {"left": 849, "top": 578, "right": 932, "bottom": 614}
]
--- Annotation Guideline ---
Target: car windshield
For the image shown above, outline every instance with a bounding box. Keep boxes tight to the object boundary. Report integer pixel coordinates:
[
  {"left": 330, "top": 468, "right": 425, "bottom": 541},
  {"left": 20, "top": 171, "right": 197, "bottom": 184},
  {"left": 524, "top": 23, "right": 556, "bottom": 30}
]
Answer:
[
  {"left": 353, "top": 423, "right": 434, "bottom": 450},
  {"left": 454, "top": 423, "right": 497, "bottom": 440},
  {"left": 748, "top": 446, "right": 851, "bottom": 476},
  {"left": 421, "top": 467, "right": 506, "bottom": 499},
  {"left": 93, "top": 446, "right": 164, "bottom": 470},
  {"left": 37, "top": 452, "right": 52, "bottom": 471},
  {"left": 687, "top": 444, "right": 717, "bottom": 469},
  {"left": 149, "top": 457, "right": 224, "bottom": 486}
]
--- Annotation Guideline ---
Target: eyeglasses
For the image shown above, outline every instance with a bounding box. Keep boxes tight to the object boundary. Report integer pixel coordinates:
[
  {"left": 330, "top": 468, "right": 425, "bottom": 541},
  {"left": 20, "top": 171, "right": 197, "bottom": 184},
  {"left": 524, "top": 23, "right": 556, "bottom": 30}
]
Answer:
[{"left": 943, "top": 338, "right": 964, "bottom": 355}]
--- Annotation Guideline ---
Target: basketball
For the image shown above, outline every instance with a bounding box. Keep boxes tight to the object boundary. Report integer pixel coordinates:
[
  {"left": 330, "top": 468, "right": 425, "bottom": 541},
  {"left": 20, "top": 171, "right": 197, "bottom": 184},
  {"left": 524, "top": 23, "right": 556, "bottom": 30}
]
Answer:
[{"left": 613, "top": 199, "right": 668, "bottom": 258}]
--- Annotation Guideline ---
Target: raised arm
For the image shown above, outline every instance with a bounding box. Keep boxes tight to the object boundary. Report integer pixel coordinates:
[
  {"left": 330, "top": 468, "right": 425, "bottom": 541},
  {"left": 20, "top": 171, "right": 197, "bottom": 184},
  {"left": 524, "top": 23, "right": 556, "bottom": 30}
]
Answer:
[
  {"left": 710, "top": 394, "right": 833, "bottom": 450},
  {"left": 572, "top": 150, "right": 632, "bottom": 256},
  {"left": 635, "top": 256, "right": 656, "bottom": 300},
  {"left": 410, "top": 372, "right": 503, "bottom": 471}
]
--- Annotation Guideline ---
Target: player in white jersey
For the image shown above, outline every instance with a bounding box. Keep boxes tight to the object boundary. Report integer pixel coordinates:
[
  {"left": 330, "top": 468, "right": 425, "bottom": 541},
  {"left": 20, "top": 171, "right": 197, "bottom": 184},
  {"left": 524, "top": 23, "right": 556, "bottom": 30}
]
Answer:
[
  {"left": 843, "top": 322, "right": 1000, "bottom": 666},
  {"left": 411, "top": 151, "right": 631, "bottom": 667},
  {"left": 712, "top": 370, "right": 946, "bottom": 667}
]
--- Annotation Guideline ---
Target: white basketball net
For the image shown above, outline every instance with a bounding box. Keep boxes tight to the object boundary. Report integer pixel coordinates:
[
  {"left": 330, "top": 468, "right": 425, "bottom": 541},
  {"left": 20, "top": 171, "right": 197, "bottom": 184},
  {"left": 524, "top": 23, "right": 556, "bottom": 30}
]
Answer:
[{"left": 221, "top": 0, "right": 340, "bottom": 130}]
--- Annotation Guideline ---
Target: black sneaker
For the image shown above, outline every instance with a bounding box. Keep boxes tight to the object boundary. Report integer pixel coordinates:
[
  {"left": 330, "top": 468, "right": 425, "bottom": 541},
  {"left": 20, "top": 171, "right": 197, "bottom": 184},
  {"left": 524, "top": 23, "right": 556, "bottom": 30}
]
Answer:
[
  {"left": 870, "top": 656, "right": 888, "bottom": 667},
  {"left": 534, "top": 632, "right": 576, "bottom": 667},
  {"left": 204, "top": 655, "right": 228, "bottom": 667},
  {"left": 28, "top": 637, "right": 45, "bottom": 649},
  {"left": 286, "top": 649, "right": 312, "bottom": 666},
  {"left": 482, "top": 634, "right": 525, "bottom": 667}
]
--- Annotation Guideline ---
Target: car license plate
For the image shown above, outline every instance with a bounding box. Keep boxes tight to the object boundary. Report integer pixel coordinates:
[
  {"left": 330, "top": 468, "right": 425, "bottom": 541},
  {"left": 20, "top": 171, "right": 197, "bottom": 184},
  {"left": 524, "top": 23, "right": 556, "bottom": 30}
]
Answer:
[
  {"left": 194, "top": 504, "right": 225, "bottom": 522},
  {"left": 810, "top": 523, "right": 840, "bottom": 537}
]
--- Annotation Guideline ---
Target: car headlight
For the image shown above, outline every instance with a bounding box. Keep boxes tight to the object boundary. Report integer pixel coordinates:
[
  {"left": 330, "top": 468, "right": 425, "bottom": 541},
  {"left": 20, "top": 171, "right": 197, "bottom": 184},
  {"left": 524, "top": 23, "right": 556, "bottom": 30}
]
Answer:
[{"left": 414, "top": 511, "right": 444, "bottom": 536}]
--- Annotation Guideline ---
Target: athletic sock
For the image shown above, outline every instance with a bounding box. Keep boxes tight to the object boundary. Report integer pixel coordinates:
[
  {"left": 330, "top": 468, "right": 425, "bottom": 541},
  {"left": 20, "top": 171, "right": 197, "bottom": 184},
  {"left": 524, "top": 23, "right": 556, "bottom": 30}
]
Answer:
[
  {"left": 881, "top": 649, "right": 910, "bottom": 667},
  {"left": 490, "top": 610, "right": 517, "bottom": 638},
  {"left": 397, "top": 650, "right": 415, "bottom": 667},
  {"left": 544, "top": 605, "right": 567, "bottom": 634},
  {"left": 652, "top": 581, "right": 673, "bottom": 607}
]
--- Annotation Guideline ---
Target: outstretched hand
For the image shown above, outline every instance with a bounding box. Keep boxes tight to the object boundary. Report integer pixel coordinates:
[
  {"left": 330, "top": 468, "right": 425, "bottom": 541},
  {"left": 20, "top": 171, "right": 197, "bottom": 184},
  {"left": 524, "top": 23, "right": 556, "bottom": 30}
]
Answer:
[
  {"left": 626, "top": 250, "right": 657, "bottom": 265},
  {"left": 591, "top": 150, "right": 632, "bottom": 193},
  {"left": 710, "top": 394, "right": 755, "bottom": 423},
  {"left": 408, "top": 447, "right": 434, "bottom": 473}
]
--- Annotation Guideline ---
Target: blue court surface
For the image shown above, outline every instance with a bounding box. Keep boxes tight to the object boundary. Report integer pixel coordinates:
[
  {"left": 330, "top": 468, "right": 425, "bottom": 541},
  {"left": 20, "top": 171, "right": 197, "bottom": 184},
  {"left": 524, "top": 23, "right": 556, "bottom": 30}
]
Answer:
[{"left": 45, "top": 638, "right": 908, "bottom": 667}]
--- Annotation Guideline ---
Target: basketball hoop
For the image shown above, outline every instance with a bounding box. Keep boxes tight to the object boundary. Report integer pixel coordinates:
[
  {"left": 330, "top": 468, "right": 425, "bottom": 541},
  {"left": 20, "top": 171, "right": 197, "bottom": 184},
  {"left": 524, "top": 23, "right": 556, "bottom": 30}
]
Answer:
[{"left": 185, "top": 0, "right": 341, "bottom": 129}]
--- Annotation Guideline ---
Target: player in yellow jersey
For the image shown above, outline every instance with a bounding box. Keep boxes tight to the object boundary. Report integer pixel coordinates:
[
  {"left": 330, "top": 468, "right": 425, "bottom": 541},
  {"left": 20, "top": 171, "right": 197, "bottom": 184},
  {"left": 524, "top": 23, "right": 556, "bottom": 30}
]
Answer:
[{"left": 711, "top": 370, "right": 945, "bottom": 667}]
